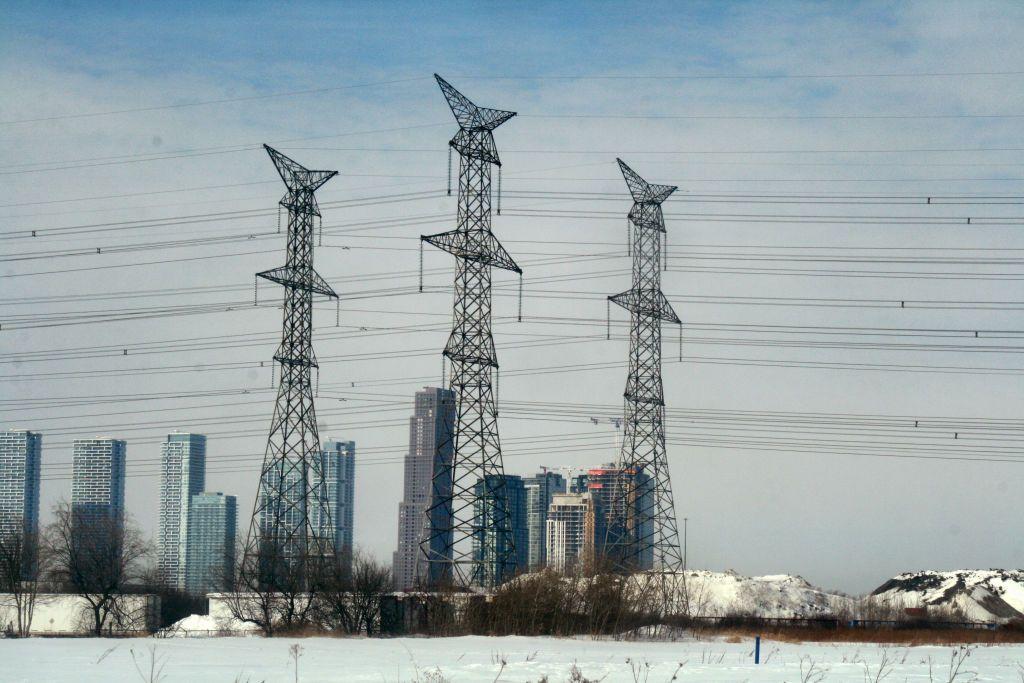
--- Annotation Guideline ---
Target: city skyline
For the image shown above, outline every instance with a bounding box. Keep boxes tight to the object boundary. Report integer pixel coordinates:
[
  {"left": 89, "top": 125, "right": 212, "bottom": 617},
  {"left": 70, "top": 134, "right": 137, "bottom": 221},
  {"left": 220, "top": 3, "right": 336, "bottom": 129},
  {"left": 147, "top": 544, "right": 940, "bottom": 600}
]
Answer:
[{"left": 2, "top": 2, "right": 1023, "bottom": 594}]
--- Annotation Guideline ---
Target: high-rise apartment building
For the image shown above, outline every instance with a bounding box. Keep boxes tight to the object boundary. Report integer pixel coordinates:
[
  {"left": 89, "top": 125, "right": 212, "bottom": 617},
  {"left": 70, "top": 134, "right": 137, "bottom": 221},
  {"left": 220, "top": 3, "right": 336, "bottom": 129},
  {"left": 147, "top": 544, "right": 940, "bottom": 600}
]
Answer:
[
  {"left": 71, "top": 438, "right": 126, "bottom": 532},
  {"left": 315, "top": 439, "right": 355, "bottom": 562},
  {"left": 472, "top": 474, "right": 527, "bottom": 586},
  {"left": 393, "top": 387, "right": 456, "bottom": 590},
  {"left": 158, "top": 433, "right": 207, "bottom": 590},
  {"left": 185, "top": 492, "right": 237, "bottom": 595},
  {"left": 545, "top": 492, "right": 603, "bottom": 573},
  {"left": 0, "top": 430, "right": 42, "bottom": 577},
  {"left": 523, "top": 471, "right": 566, "bottom": 571},
  {"left": 578, "top": 463, "right": 654, "bottom": 570}
]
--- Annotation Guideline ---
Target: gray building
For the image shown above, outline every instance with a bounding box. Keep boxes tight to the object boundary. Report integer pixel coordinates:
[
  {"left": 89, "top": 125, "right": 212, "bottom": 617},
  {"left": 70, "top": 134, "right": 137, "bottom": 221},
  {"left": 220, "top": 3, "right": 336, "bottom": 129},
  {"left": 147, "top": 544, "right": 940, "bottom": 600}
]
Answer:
[
  {"left": 392, "top": 387, "right": 456, "bottom": 590},
  {"left": 185, "top": 492, "right": 236, "bottom": 595},
  {"left": 523, "top": 471, "right": 566, "bottom": 571},
  {"left": 472, "top": 474, "right": 528, "bottom": 586},
  {"left": 0, "top": 430, "right": 42, "bottom": 577},
  {"left": 546, "top": 492, "right": 602, "bottom": 573},
  {"left": 316, "top": 439, "right": 355, "bottom": 561},
  {"left": 71, "top": 438, "right": 126, "bottom": 532},
  {"left": 158, "top": 433, "right": 207, "bottom": 590}
]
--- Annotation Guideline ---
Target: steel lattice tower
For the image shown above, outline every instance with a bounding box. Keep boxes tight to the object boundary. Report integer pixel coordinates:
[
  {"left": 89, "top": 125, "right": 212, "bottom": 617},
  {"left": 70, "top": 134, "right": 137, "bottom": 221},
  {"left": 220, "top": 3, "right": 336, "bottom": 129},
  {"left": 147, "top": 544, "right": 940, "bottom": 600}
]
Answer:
[
  {"left": 243, "top": 145, "right": 339, "bottom": 585},
  {"left": 419, "top": 75, "right": 521, "bottom": 590},
  {"left": 605, "top": 158, "right": 684, "bottom": 573}
]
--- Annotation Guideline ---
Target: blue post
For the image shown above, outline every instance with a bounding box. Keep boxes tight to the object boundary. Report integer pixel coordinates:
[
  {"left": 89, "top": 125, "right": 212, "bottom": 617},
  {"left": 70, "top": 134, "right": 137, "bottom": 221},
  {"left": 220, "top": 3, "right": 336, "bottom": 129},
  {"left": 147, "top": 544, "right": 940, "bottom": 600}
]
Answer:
[{"left": 754, "top": 635, "right": 761, "bottom": 664}]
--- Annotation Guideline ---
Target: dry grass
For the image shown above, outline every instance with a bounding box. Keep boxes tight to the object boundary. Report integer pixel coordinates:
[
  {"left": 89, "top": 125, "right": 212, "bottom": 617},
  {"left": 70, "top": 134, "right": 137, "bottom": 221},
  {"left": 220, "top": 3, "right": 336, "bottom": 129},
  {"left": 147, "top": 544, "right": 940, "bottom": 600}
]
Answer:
[{"left": 697, "top": 624, "right": 1024, "bottom": 646}]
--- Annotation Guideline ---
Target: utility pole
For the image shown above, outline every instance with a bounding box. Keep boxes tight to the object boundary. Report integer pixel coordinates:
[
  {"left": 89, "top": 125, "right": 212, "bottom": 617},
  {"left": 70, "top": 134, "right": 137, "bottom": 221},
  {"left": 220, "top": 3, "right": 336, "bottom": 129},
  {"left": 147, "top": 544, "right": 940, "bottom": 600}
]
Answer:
[
  {"left": 420, "top": 75, "right": 521, "bottom": 590},
  {"left": 605, "top": 159, "right": 684, "bottom": 573},
  {"left": 242, "top": 145, "right": 339, "bottom": 587},
  {"left": 683, "top": 517, "right": 688, "bottom": 571}
]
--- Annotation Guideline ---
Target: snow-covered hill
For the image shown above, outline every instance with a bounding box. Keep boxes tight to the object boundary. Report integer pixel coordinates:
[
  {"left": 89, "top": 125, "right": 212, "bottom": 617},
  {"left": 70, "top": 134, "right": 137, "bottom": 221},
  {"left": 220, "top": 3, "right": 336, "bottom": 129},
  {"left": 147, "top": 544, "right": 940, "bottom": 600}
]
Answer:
[
  {"left": 640, "top": 570, "right": 852, "bottom": 618},
  {"left": 871, "top": 569, "right": 1024, "bottom": 623}
]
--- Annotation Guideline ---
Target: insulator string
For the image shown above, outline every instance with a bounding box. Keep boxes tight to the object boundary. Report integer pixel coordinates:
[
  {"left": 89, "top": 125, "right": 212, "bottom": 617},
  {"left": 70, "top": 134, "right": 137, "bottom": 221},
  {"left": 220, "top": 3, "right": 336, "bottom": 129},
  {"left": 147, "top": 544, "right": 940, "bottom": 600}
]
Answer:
[
  {"left": 497, "top": 165, "right": 502, "bottom": 215},
  {"left": 517, "top": 274, "right": 523, "bottom": 322},
  {"left": 679, "top": 323, "right": 683, "bottom": 362},
  {"left": 271, "top": 363, "right": 275, "bottom": 389},
  {"left": 318, "top": 214, "right": 323, "bottom": 247},
  {"left": 663, "top": 231, "right": 668, "bottom": 272},
  {"left": 277, "top": 204, "right": 281, "bottom": 234},
  {"left": 447, "top": 145, "right": 452, "bottom": 196},
  {"left": 419, "top": 239, "right": 424, "bottom": 293},
  {"left": 315, "top": 367, "right": 320, "bottom": 397},
  {"left": 253, "top": 276, "right": 258, "bottom": 306},
  {"left": 606, "top": 299, "right": 611, "bottom": 340},
  {"left": 336, "top": 298, "right": 340, "bottom": 327},
  {"left": 495, "top": 366, "right": 500, "bottom": 414}
]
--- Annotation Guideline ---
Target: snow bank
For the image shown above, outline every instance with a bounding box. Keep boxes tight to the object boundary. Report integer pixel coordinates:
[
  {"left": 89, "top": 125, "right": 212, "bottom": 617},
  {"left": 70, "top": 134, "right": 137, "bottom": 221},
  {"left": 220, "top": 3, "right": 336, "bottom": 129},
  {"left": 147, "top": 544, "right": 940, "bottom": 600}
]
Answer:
[{"left": 158, "top": 613, "right": 260, "bottom": 637}]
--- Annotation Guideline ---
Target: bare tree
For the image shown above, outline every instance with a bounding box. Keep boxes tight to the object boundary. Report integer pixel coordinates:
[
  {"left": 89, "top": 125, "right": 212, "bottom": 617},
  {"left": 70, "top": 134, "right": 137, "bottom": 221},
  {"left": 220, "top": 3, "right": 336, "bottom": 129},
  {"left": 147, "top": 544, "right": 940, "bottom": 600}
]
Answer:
[
  {"left": 311, "top": 549, "right": 391, "bottom": 635},
  {"left": 219, "top": 539, "right": 323, "bottom": 636},
  {"left": 0, "top": 516, "right": 46, "bottom": 637},
  {"left": 44, "top": 502, "right": 152, "bottom": 636},
  {"left": 347, "top": 551, "right": 392, "bottom": 635}
]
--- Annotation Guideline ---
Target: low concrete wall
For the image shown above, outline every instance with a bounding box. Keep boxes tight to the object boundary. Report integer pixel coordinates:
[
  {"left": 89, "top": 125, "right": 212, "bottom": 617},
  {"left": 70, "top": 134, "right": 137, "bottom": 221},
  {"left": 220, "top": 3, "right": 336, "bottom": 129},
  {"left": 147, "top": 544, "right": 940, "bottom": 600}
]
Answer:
[{"left": 0, "top": 593, "right": 160, "bottom": 635}]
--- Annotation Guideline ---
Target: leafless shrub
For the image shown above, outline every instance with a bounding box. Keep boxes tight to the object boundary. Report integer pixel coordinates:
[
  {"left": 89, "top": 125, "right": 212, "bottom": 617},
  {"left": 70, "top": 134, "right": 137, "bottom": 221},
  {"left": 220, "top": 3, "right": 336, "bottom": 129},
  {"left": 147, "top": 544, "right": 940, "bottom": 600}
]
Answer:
[
  {"left": 798, "top": 655, "right": 829, "bottom": 683},
  {"left": 855, "top": 648, "right": 894, "bottom": 682},
  {"left": 288, "top": 643, "right": 303, "bottom": 683},
  {"left": 129, "top": 645, "right": 168, "bottom": 683},
  {"left": 943, "top": 646, "right": 977, "bottom": 682}
]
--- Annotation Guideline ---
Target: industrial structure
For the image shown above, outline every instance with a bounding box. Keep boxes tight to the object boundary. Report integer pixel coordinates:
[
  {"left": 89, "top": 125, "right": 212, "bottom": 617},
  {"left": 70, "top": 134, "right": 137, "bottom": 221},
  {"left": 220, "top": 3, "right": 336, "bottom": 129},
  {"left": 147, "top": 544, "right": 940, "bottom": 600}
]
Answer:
[
  {"left": 605, "top": 159, "right": 684, "bottom": 572},
  {"left": 242, "top": 146, "right": 339, "bottom": 585},
  {"left": 419, "top": 75, "right": 521, "bottom": 589}
]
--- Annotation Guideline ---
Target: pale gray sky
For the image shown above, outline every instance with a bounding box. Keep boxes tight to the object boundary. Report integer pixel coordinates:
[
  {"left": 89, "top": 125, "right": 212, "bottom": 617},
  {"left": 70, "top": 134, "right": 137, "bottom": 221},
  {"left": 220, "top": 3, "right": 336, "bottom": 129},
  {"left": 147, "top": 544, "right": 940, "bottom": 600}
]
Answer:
[{"left": 1, "top": 1, "right": 1022, "bottom": 594}]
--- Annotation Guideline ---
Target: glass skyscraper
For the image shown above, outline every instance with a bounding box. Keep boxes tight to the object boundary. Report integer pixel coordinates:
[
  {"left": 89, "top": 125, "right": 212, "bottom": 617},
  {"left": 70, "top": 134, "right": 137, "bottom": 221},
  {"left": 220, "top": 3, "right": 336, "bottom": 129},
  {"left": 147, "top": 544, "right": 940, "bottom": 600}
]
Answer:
[
  {"left": 71, "top": 437, "right": 126, "bottom": 532},
  {"left": 392, "top": 387, "right": 456, "bottom": 590},
  {"left": 315, "top": 439, "right": 355, "bottom": 565},
  {"left": 158, "top": 433, "right": 207, "bottom": 590},
  {"left": 185, "top": 492, "right": 237, "bottom": 595},
  {"left": 523, "top": 471, "right": 566, "bottom": 571},
  {"left": 0, "top": 430, "right": 42, "bottom": 577},
  {"left": 472, "top": 473, "right": 528, "bottom": 586}
]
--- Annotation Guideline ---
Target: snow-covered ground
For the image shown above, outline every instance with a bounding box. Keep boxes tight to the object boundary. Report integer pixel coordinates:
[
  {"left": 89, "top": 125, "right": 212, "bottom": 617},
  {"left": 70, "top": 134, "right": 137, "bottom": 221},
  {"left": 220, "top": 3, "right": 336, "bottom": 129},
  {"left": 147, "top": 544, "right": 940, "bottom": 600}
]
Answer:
[{"left": 3, "top": 635, "right": 1023, "bottom": 682}]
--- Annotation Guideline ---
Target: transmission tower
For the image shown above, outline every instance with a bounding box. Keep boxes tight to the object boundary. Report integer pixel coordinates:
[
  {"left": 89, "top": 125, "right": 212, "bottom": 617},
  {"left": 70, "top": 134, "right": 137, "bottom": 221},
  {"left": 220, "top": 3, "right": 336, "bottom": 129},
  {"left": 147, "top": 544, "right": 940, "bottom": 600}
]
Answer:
[
  {"left": 605, "top": 158, "right": 684, "bottom": 573},
  {"left": 419, "top": 75, "right": 521, "bottom": 590},
  {"left": 243, "top": 145, "right": 339, "bottom": 585}
]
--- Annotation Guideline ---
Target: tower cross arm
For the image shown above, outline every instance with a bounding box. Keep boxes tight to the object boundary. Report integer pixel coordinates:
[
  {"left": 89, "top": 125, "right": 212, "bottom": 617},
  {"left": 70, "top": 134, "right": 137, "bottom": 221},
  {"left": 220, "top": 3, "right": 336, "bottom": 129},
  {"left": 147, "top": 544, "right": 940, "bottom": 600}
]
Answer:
[
  {"left": 422, "top": 230, "right": 522, "bottom": 274},
  {"left": 264, "top": 144, "right": 338, "bottom": 192},
  {"left": 435, "top": 74, "right": 516, "bottom": 132},
  {"left": 617, "top": 158, "right": 677, "bottom": 205},
  {"left": 257, "top": 265, "right": 338, "bottom": 299},
  {"left": 609, "top": 290, "right": 681, "bottom": 324}
]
